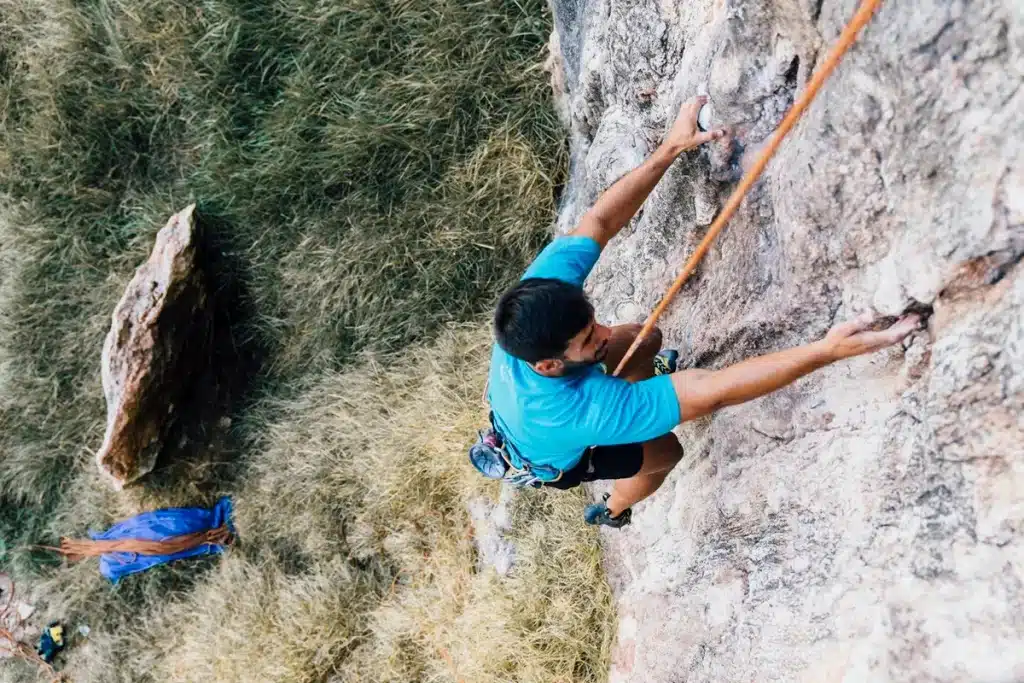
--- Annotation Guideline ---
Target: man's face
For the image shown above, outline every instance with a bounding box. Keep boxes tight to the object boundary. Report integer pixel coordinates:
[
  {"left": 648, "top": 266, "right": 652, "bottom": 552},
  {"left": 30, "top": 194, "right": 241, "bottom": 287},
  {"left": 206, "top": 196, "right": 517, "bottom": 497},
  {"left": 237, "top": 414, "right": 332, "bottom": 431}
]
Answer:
[{"left": 560, "top": 318, "right": 612, "bottom": 369}]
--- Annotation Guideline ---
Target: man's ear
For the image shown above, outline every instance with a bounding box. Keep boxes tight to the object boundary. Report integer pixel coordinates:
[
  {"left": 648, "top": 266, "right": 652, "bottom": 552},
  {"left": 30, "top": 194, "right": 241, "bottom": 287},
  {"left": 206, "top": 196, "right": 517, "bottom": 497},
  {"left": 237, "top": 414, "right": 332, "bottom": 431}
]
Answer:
[{"left": 532, "top": 358, "right": 563, "bottom": 377}]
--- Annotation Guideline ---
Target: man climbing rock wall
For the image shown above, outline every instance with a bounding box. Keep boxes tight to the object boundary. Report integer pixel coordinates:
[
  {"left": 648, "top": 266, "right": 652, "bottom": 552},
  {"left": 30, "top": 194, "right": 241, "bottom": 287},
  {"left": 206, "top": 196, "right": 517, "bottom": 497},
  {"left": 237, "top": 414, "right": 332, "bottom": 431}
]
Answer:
[{"left": 546, "top": 0, "right": 1023, "bottom": 680}]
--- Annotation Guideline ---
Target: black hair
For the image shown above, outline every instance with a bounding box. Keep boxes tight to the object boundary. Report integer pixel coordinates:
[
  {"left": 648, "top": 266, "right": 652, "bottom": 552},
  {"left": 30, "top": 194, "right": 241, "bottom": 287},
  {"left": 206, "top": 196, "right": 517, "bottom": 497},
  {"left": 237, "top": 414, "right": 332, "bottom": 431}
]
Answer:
[{"left": 493, "top": 278, "right": 593, "bottom": 363}]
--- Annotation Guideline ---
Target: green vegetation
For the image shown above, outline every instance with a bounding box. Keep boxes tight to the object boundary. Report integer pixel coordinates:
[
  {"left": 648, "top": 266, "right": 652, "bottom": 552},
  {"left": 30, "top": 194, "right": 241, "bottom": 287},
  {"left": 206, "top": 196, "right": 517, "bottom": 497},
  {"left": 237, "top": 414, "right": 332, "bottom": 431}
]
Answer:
[{"left": 0, "top": 1, "right": 614, "bottom": 680}]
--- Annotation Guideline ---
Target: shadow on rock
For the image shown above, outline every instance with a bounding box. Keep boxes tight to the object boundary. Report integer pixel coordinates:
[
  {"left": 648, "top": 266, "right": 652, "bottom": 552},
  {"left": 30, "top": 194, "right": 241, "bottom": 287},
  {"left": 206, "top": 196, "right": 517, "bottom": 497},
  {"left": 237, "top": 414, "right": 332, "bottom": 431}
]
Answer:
[{"left": 138, "top": 205, "right": 270, "bottom": 500}]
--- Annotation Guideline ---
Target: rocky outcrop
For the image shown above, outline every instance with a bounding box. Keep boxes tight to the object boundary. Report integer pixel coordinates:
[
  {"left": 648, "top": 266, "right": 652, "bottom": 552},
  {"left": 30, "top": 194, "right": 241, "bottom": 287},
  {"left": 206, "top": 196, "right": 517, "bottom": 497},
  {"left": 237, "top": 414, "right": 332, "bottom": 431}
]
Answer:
[
  {"left": 547, "top": 0, "right": 1023, "bottom": 680},
  {"left": 97, "top": 204, "right": 211, "bottom": 490}
]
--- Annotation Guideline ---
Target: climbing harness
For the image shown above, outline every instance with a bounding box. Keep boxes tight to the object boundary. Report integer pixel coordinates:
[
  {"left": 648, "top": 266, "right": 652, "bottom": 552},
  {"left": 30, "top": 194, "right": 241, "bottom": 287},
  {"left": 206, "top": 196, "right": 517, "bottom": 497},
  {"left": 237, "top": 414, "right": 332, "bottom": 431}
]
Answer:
[
  {"left": 613, "top": 0, "right": 885, "bottom": 376},
  {"left": 468, "top": 413, "right": 564, "bottom": 488}
]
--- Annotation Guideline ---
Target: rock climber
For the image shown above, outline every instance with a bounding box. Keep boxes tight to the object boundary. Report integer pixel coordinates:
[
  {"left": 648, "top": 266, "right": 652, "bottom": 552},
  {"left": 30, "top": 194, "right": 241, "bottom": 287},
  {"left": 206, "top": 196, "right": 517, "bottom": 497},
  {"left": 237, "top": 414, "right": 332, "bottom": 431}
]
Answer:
[{"left": 486, "top": 95, "right": 921, "bottom": 528}]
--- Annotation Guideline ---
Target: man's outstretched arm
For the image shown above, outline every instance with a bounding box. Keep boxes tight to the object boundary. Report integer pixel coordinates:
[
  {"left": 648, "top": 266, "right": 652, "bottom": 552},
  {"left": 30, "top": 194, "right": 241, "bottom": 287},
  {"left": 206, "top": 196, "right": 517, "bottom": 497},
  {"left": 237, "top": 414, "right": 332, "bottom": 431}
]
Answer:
[
  {"left": 570, "top": 96, "right": 725, "bottom": 249},
  {"left": 671, "top": 314, "right": 922, "bottom": 422}
]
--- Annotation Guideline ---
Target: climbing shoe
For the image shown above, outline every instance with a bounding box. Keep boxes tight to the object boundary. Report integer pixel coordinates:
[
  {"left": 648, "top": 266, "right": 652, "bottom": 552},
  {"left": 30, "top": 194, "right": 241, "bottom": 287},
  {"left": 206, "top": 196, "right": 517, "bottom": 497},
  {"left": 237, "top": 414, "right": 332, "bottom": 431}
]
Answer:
[
  {"left": 653, "top": 349, "right": 679, "bottom": 376},
  {"left": 584, "top": 493, "right": 632, "bottom": 529}
]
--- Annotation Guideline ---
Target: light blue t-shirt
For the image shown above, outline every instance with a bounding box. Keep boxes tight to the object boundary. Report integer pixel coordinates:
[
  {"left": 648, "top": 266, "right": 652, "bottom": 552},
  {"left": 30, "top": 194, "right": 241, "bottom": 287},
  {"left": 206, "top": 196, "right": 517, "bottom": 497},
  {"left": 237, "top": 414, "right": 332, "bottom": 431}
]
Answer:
[{"left": 487, "top": 235, "right": 681, "bottom": 471}]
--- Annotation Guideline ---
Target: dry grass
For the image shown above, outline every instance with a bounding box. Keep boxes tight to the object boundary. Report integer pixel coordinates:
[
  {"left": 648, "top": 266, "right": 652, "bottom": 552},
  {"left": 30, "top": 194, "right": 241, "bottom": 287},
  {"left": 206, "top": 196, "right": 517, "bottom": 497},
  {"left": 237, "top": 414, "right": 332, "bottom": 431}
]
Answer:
[
  {"left": 0, "top": 0, "right": 614, "bottom": 681},
  {"left": 18, "top": 328, "right": 613, "bottom": 683}
]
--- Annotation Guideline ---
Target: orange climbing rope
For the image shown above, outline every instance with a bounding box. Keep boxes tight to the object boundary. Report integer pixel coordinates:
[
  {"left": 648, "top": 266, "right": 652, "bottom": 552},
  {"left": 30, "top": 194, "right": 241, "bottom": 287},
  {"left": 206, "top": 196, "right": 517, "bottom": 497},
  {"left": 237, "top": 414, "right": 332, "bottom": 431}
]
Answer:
[
  {"left": 57, "top": 525, "right": 233, "bottom": 562},
  {"left": 613, "top": 0, "right": 885, "bottom": 377}
]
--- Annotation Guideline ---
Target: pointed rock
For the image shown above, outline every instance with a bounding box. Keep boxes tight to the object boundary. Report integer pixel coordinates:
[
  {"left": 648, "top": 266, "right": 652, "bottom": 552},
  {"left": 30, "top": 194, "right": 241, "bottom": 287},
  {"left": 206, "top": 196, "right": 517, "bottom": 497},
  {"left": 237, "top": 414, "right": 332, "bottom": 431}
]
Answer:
[{"left": 97, "top": 204, "right": 211, "bottom": 489}]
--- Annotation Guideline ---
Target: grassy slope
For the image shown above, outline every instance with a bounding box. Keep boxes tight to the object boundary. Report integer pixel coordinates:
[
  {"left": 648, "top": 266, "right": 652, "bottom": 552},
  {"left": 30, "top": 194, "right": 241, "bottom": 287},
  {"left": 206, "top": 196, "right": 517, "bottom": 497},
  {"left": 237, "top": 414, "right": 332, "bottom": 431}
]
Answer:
[{"left": 0, "top": 1, "right": 613, "bottom": 680}]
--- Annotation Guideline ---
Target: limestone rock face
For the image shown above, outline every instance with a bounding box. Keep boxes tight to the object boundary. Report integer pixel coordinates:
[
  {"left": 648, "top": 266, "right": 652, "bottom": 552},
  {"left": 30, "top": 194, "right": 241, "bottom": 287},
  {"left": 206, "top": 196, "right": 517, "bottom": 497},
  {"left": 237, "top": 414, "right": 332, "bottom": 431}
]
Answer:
[
  {"left": 547, "top": 0, "right": 1023, "bottom": 680},
  {"left": 97, "top": 204, "right": 210, "bottom": 490}
]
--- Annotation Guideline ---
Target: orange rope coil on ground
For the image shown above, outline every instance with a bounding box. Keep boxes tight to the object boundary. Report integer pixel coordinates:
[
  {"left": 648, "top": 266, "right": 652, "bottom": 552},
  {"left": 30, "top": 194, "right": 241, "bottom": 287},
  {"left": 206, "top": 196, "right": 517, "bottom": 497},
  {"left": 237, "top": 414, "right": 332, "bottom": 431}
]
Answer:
[
  {"left": 613, "top": 0, "right": 885, "bottom": 377},
  {"left": 58, "top": 525, "right": 233, "bottom": 562}
]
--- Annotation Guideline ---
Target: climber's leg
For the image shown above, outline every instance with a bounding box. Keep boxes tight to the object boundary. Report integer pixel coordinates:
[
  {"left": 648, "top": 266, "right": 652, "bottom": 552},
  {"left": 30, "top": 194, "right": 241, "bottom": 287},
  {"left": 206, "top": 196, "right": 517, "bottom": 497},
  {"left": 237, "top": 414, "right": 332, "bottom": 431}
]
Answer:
[{"left": 604, "top": 432, "right": 683, "bottom": 517}]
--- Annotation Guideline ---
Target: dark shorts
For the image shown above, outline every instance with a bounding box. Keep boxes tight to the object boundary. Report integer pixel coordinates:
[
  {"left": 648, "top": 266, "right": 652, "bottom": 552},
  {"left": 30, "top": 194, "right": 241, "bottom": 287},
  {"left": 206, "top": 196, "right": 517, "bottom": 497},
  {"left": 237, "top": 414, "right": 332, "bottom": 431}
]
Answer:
[{"left": 543, "top": 442, "right": 645, "bottom": 490}]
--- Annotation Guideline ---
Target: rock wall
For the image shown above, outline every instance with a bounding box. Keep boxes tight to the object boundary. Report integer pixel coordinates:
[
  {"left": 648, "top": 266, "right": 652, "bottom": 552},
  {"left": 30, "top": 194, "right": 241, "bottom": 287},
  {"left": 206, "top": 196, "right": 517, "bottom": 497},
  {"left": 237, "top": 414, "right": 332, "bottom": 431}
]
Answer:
[{"left": 547, "top": 0, "right": 1023, "bottom": 680}]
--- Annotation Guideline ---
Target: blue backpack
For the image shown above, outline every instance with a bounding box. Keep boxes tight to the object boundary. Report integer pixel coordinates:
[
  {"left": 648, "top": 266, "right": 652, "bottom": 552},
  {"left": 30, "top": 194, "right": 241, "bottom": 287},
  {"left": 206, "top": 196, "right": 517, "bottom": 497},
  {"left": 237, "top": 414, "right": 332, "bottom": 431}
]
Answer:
[{"left": 468, "top": 415, "right": 563, "bottom": 489}]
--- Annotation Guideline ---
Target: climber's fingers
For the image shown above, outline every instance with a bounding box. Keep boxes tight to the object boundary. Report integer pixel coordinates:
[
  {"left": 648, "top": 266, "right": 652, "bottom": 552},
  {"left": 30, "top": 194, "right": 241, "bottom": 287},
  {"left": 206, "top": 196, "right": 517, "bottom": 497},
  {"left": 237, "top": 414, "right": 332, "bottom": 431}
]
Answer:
[
  {"left": 829, "top": 310, "right": 876, "bottom": 339},
  {"left": 685, "top": 95, "right": 708, "bottom": 119},
  {"left": 869, "top": 313, "right": 921, "bottom": 347},
  {"left": 666, "top": 96, "right": 728, "bottom": 152},
  {"left": 692, "top": 128, "right": 727, "bottom": 146},
  {"left": 854, "top": 320, "right": 918, "bottom": 352},
  {"left": 828, "top": 313, "right": 922, "bottom": 358}
]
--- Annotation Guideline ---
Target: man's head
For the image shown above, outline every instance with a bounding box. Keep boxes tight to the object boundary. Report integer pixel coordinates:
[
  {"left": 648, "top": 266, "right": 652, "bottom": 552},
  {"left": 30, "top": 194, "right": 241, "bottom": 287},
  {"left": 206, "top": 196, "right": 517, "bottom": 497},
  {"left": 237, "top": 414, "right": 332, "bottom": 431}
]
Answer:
[{"left": 494, "top": 278, "right": 612, "bottom": 376}]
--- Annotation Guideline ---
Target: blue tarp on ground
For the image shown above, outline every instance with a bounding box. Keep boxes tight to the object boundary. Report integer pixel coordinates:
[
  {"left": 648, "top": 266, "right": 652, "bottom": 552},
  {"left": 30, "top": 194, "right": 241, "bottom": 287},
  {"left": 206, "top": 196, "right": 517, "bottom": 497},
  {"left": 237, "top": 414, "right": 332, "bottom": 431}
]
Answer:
[{"left": 90, "top": 497, "right": 234, "bottom": 582}]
